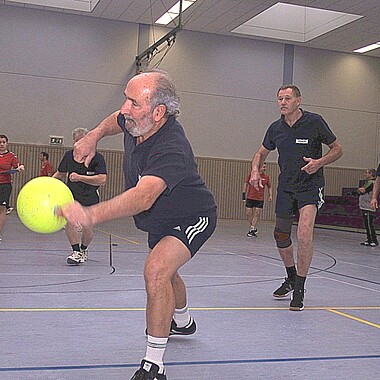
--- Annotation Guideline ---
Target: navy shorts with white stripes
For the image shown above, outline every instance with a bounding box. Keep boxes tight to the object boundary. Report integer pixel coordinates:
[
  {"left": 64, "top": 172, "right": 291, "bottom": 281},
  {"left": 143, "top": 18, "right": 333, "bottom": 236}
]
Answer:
[
  {"left": 275, "top": 186, "right": 325, "bottom": 217},
  {"left": 148, "top": 214, "right": 217, "bottom": 257}
]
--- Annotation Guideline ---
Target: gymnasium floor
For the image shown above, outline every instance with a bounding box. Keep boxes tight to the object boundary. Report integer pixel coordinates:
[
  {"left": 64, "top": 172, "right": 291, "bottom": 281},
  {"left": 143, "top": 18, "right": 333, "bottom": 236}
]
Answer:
[{"left": 1, "top": 213, "right": 379, "bottom": 380}]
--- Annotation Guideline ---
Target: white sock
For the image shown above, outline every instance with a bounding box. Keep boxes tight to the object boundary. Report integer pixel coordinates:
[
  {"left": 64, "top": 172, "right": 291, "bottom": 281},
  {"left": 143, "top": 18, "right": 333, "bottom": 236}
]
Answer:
[
  {"left": 145, "top": 335, "right": 168, "bottom": 374},
  {"left": 173, "top": 304, "right": 191, "bottom": 328}
]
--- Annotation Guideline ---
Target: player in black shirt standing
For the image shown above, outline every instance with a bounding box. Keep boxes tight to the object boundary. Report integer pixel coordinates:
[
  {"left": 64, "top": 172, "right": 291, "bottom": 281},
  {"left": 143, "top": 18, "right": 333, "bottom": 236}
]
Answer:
[
  {"left": 250, "top": 85, "right": 342, "bottom": 311},
  {"left": 54, "top": 128, "right": 107, "bottom": 264}
]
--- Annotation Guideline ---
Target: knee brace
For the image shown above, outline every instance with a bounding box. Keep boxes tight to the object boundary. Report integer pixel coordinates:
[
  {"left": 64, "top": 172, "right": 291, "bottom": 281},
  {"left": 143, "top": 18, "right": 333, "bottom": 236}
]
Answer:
[{"left": 274, "top": 216, "right": 293, "bottom": 248}]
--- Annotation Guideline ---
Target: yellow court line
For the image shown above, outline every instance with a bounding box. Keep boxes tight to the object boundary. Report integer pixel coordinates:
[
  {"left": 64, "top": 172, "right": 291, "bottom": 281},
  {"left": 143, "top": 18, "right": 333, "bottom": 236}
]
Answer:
[
  {"left": 327, "top": 308, "right": 380, "bottom": 329},
  {"left": 191, "top": 306, "right": 380, "bottom": 311},
  {"left": 1, "top": 306, "right": 380, "bottom": 313},
  {"left": 0, "top": 308, "right": 146, "bottom": 312},
  {"left": 95, "top": 228, "right": 140, "bottom": 245}
]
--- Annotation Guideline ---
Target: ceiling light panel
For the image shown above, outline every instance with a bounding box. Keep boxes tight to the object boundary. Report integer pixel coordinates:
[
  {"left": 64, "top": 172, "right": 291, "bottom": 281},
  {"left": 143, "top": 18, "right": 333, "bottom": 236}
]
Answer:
[
  {"left": 155, "top": 0, "right": 197, "bottom": 26},
  {"left": 232, "top": 3, "right": 363, "bottom": 43},
  {"left": 7, "top": 0, "right": 100, "bottom": 12},
  {"left": 354, "top": 42, "right": 380, "bottom": 53}
]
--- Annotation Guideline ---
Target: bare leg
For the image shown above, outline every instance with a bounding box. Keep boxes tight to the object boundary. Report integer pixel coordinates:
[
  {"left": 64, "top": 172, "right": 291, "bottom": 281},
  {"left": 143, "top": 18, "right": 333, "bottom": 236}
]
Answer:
[
  {"left": 296, "top": 204, "right": 317, "bottom": 277},
  {"left": 171, "top": 272, "right": 187, "bottom": 309},
  {"left": 144, "top": 236, "right": 191, "bottom": 338},
  {"left": 278, "top": 244, "right": 295, "bottom": 267},
  {"left": 245, "top": 207, "right": 253, "bottom": 227},
  {"left": 0, "top": 206, "right": 6, "bottom": 236},
  {"left": 65, "top": 223, "right": 80, "bottom": 246},
  {"left": 251, "top": 208, "right": 261, "bottom": 229},
  {"left": 81, "top": 226, "right": 94, "bottom": 247}
]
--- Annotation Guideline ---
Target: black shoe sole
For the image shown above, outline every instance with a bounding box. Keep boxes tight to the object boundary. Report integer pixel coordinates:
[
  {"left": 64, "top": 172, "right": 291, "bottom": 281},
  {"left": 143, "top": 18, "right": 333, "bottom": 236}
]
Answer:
[
  {"left": 289, "top": 305, "right": 304, "bottom": 311},
  {"left": 273, "top": 293, "right": 292, "bottom": 298}
]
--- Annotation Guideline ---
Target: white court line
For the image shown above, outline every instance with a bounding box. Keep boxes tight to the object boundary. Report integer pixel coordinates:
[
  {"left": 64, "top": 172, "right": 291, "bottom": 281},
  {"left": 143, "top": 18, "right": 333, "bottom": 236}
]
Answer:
[
  {"left": 329, "top": 258, "right": 380, "bottom": 272},
  {"left": 316, "top": 275, "right": 380, "bottom": 293},
  {"left": 1, "top": 272, "right": 274, "bottom": 280}
]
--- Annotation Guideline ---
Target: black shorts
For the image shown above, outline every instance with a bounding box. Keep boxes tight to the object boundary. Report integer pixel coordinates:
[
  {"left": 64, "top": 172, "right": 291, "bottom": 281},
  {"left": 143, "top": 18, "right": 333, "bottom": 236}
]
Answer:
[
  {"left": 0, "top": 184, "right": 12, "bottom": 207},
  {"left": 275, "top": 186, "right": 324, "bottom": 218},
  {"left": 74, "top": 193, "right": 100, "bottom": 207},
  {"left": 245, "top": 199, "right": 264, "bottom": 209},
  {"left": 148, "top": 214, "right": 217, "bottom": 257}
]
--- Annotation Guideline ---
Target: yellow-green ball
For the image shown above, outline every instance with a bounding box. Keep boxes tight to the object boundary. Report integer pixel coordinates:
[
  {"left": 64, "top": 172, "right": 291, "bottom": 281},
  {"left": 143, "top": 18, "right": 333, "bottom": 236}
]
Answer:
[{"left": 17, "top": 177, "right": 74, "bottom": 234}]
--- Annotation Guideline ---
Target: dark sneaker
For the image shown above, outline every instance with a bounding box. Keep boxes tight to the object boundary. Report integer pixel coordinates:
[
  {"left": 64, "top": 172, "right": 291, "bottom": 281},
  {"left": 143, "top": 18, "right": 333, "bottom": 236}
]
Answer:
[
  {"left": 130, "top": 360, "right": 166, "bottom": 380},
  {"left": 360, "top": 241, "right": 370, "bottom": 246},
  {"left": 145, "top": 318, "right": 197, "bottom": 337},
  {"left": 290, "top": 287, "right": 304, "bottom": 311},
  {"left": 247, "top": 228, "right": 258, "bottom": 237},
  {"left": 369, "top": 242, "right": 379, "bottom": 247},
  {"left": 81, "top": 248, "right": 89, "bottom": 261},
  {"left": 6, "top": 207, "right": 13, "bottom": 215},
  {"left": 170, "top": 317, "right": 196, "bottom": 336},
  {"left": 273, "top": 277, "right": 295, "bottom": 298}
]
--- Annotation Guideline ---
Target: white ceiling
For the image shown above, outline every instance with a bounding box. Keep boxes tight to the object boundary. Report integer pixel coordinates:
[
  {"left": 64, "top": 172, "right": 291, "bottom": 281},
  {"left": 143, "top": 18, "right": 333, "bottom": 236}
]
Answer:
[{"left": 2, "top": 0, "right": 380, "bottom": 58}]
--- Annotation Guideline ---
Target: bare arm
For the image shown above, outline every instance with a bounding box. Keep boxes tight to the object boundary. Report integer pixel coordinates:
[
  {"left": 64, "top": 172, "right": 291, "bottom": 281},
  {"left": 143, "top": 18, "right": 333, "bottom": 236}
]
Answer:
[
  {"left": 69, "top": 172, "right": 107, "bottom": 186},
  {"left": 58, "top": 175, "right": 167, "bottom": 228},
  {"left": 301, "top": 139, "right": 343, "bottom": 174},
  {"left": 249, "top": 145, "right": 270, "bottom": 190},
  {"left": 52, "top": 171, "right": 67, "bottom": 182},
  {"left": 47, "top": 163, "right": 54, "bottom": 176},
  {"left": 74, "top": 111, "right": 122, "bottom": 166},
  {"left": 371, "top": 176, "right": 380, "bottom": 209},
  {"left": 267, "top": 182, "right": 273, "bottom": 201}
]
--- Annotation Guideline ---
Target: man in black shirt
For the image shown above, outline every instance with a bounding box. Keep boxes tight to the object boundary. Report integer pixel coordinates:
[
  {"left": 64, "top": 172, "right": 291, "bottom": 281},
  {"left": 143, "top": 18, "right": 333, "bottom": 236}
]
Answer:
[
  {"left": 250, "top": 85, "right": 342, "bottom": 311},
  {"left": 59, "top": 70, "right": 217, "bottom": 380},
  {"left": 54, "top": 128, "right": 107, "bottom": 264}
]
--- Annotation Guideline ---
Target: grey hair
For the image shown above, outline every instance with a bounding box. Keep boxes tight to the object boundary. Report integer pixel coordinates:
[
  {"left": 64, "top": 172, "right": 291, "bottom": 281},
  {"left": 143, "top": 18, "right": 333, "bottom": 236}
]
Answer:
[
  {"left": 143, "top": 69, "right": 180, "bottom": 117},
  {"left": 277, "top": 84, "right": 301, "bottom": 98},
  {"left": 72, "top": 127, "right": 88, "bottom": 140}
]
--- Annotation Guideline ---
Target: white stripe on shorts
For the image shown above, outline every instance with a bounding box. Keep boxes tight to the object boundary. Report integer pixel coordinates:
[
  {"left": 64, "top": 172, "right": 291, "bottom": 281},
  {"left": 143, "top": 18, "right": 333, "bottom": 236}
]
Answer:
[
  {"left": 317, "top": 187, "right": 325, "bottom": 210},
  {"left": 185, "top": 217, "right": 209, "bottom": 244}
]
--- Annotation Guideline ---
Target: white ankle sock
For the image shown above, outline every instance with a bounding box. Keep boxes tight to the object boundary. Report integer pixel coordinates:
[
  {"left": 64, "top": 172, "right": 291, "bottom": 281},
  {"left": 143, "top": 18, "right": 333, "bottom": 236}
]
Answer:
[
  {"left": 145, "top": 335, "right": 168, "bottom": 374},
  {"left": 173, "top": 304, "right": 191, "bottom": 328}
]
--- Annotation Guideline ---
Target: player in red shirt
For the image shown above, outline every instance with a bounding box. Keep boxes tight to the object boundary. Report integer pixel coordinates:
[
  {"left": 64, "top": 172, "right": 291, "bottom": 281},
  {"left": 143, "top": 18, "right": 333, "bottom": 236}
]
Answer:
[
  {"left": 0, "top": 134, "right": 25, "bottom": 240},
  {"left": 243, "top": 162, "right": 272, "bottom": 237},
  {"left": 39, "top": 151, "right": 54, "bottom": 176}
]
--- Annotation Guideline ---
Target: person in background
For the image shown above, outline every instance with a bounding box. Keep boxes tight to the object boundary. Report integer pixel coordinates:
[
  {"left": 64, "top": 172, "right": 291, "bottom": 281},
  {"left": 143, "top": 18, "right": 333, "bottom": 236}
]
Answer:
[
  {"left": 356, "top": 169, "right": 378, "bottom": 246},
  {"left": 39, "top": 151, "right": 54, "bottom": 176},
  {"left": 58, "top": 69, "right": 217, "bottom": 380},
  {"left": 370, "top": 164, "right": 380, "bottom": 218},
  {"left": 53, "top": 128, "right": 107, "bottom": 265},
  {"left": 0, "top": 134, "right": 25, "bottom": 240},
  {"left": 243, "top": 162, "right": 272, "bottom": 237},
  {"left": 250, "top": 85, "right": 342, "bottom": 311}
]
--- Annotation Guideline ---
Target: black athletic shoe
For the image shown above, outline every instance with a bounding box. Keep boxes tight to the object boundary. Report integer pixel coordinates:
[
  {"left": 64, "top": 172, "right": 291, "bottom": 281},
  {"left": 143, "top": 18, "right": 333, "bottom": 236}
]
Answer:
[
  {"left": 145, "top": 318, "right": 197, "bottom": 336},
  {"left": 361, "top": 241, "right": 379, "bottom": 246},
  {"left": 130, "top": 360, "right": 166, "bottom": 380},
  {"left": 290, "top": 288, "right": 305, "bottom": 311},
  {"left": 273, "top": 277, "right": 295, "bottom": 298},
  {"left": 170, "top": 317, "right": 196, "bottom": 336},
  {"left": 247, "top": 228, "right": 258, "bottom": 237}
]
